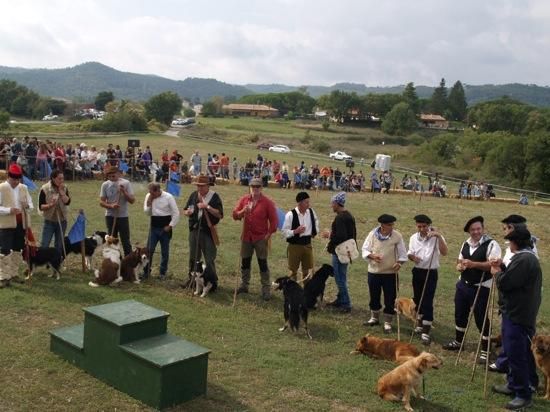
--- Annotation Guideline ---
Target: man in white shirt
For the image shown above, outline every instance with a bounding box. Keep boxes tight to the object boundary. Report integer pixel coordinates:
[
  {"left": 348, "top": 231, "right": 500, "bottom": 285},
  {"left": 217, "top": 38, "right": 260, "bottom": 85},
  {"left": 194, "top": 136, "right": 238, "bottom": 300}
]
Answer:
[
  {"left": 281, "top": 191, "right": 320, "bottom": 282},
  {"left": 143, "top": 182, "right": 180, "bottom": 280},
  {"left": 407, "top": 214, "right": 448, "bottom": 345}
]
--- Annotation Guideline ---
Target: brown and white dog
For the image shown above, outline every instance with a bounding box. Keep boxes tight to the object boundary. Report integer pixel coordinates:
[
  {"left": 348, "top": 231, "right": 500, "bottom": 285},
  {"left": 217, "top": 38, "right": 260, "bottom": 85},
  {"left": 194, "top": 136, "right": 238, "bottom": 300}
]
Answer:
[
  {"left": 120, "top": 247, "right": 149, "bottom": 283},
  {"left": 351, "top": 334, "right": 420, "bottom": 364},
  {"left": 377, "top": 352, "right": 442, "bottom": 412},
  {"left": 532, "top": 334, "right": 550, "bottom": 399},
  {"left": 89, "top": 236, "right": 123, "bottom": 287}
]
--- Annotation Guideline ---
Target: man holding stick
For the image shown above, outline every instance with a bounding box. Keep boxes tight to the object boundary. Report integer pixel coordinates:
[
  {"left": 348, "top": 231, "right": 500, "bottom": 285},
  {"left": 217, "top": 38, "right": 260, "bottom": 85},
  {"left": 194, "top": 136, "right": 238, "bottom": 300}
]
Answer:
[
  {"left": 407, "top": 214, "right": 448, "bottom": 345},
  {"left": 442, "top": 216, "right": 501, "bottom": 364},
  {"left": 143, "top": 182, "right": 180, "bottom": 280},
  {"left": 183, "top": 175, "right": 223, "bottom": 283},
  {"left": 99, "top": 165, "right": 135, "bottom": 256}
]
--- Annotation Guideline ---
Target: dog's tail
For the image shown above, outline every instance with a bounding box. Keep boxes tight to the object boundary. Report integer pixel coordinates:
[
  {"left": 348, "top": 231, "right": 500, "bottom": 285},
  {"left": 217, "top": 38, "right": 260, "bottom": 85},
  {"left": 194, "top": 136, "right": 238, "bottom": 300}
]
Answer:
[{"left": 289, "top": 308, "right": 301, "bottom": 331}]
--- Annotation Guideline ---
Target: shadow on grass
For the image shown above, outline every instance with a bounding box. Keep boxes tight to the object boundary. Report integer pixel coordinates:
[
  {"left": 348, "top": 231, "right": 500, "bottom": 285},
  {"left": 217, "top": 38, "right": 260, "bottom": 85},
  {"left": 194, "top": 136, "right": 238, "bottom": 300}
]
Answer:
[
  {"left": 413, "top": 398, "right": 454, "bottom": 412},
  {"left": 166, "top": 382, "right": 248, "bottom": 412}
]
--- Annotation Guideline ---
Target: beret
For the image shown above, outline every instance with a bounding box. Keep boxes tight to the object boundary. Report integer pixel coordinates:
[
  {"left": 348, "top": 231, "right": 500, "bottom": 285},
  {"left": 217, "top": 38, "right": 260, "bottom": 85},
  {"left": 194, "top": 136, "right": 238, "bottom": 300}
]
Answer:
[
  {"left": 464, "top": 216, "right": 484, "bottom": 232},
  {"left": 414, "top": 214, "right": 432, "bottom": 224},
  {"left": 378, "top": 214, "right": 396, "bottom": 224}
]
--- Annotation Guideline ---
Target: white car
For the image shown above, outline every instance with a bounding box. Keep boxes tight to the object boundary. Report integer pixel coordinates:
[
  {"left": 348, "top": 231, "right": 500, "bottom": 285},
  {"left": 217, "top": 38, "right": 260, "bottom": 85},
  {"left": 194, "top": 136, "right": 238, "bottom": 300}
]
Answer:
[
  {"left": 269, "top": 145, "right": 290, "bottom": 154},
  {"left": 329, "top": 151, "right": 352, "bottom": 161},
  {"left": 42, "top": 114, "right": 59, "bottom": 121}
]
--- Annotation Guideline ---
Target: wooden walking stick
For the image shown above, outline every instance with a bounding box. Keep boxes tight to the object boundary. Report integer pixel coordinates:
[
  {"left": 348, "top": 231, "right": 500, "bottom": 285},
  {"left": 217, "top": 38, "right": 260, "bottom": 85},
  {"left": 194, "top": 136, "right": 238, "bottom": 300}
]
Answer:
[
  {"left": 21, "top": 207, "right": 32, "bottom": 285},
  {"left": 409, "top": 238, "right": 439, "bottom": 343},
  {"left": 395, "top": 245, "right": 401, "bottom": 341},
  {"left": 483, "top": 280, "right": 497, "bottom": 397},
  {"left": 470, "top": 280, "right": 494, "bottom": 382}
]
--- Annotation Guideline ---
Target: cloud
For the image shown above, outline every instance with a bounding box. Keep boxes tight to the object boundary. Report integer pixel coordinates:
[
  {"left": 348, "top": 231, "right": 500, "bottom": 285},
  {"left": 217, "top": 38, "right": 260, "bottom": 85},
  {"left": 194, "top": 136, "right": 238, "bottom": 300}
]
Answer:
[{"left": 1, "top": 0, "right": 549, "bottom": 86}]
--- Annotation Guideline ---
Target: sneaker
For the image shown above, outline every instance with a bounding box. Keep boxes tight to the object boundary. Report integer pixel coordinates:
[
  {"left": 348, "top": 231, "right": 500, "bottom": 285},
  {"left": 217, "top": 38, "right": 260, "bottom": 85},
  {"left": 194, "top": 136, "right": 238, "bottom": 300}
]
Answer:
[
  {"left": 383, "top": 322, "right": 392, "bottom": 334},
  {"left": 421, "top": 333, "right": 432, "bottom": 346},
  {"left": 505, "top": 397, "right": 532, "bottom": 410},
  {"left": 442, "top": 340, "right": 462, "bottom": 351},
  {"left": 236, "top": 286, "right": 249, "bottom": 294},
  {"left": 492, "top": 384, "right": 514, "bottom": 396},
  {"left": 414, "top": 326, "right": 423, "bottom": 334},
  {"left": 477, "top": 351, "right": 489, "bottom": 365},
  {"left": 489, "top": 362, "right": 506, "bottom": 374},
  {"left": 363, "top": 317, "right": 380, "bottom": 327}
]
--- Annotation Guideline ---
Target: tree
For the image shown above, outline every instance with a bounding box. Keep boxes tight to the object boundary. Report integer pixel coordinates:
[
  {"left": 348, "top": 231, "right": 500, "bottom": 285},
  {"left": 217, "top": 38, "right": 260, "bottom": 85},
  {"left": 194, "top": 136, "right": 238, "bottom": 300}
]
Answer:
[
  {"left": 201, "top": 101, "right": 218, "bottom": 117},
  {"left": 485, "top": 134, "right": 527, "bottom": 186},
  {"left": 430, "top": 78, "right": 448, "bottom": 115},
  {"left": 183, "top": 108, "right": 196, "bottom": 117},
  {"left": 381, "top": 102, "right": 417, "bottom": 135},
  {"left": 362, "top": 93, "right": 403, "bottom": 117},
  {"left": 448, "top": 81, "right": 467, "bottom": 121},
  {"left": 467, "top": 98, "right": 532, "bottom": 134},
  {"left": 144, "top": 91, "right": 183, "bottom": 125},
  {"left": 317, "top": 90, "right": 363, "bottom": 122},
  {"left": 95, "top": 91, "right": 114, "bottom": 111},
  {"left": 0, "top": 110, "right": 10, "bottom": 131},
  {"left": 402, "top": 82, "right": 419, "bottom": 113}
]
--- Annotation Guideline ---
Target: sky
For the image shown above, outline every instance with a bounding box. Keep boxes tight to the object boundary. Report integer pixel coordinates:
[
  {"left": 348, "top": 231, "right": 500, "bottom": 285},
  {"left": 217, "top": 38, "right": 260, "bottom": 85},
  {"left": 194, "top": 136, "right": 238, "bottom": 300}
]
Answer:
[{"left": 1, "top": 0, "right": 550, "bottom": 87}]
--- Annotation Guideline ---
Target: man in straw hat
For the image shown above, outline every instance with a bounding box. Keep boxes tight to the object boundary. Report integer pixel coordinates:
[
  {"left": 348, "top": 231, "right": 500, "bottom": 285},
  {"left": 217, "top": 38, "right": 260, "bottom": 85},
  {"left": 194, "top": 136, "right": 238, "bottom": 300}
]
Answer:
[
  {"left": 442, "top": 216, "right": 501, "bottom": 365},
  {"left": 183, "top": 175, "right": 223, "bottom": 282},
  {"left": 362, "top": 214, "right": 407, "bottom": 333},
  {"left": 99, "top": 165, "right": 135, "bottom": 256},
  {"left": 281, "top": 191, "right": 320, "bottom": 282},
  {"left": 0, "top": 164, "right": 33, "bottom": 287},
  {"left": 232, "top": 177, "right": 278, "bottom": 300},
  {"left": 407, "top": 214, "right": 448, "bottom": 345}
]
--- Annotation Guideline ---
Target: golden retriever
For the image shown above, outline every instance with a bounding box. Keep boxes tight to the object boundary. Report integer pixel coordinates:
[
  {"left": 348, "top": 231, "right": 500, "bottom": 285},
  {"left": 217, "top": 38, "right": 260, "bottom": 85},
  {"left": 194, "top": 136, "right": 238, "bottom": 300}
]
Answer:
[
  {"left": 377, "top": 352, "right": 442, "bottom": 412},
  {"left": 532, "top": 335, "right": 550, "bottom": 400},
  {"left": 395, "top": 297, "right": 417, "bottom": 323},
  {"left": 351, "top": 334, "right": 420, "bottom": 364}
]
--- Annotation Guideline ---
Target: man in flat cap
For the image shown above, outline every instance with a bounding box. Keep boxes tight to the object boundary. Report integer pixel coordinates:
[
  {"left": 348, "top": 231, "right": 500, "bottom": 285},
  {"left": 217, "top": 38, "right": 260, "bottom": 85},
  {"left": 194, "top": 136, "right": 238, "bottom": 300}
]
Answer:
[
  {"left": 281, "top": 191, "right": 320, "bottom": 282},
  {"left": 407, "top": 214, "right": 448, "bottom": 345},
  {"left": 490, "top": 225, "right": 541, "bottom": 410},
  {"left": 321, "top": 192, "right": 356, "bottom": 313},
  {"left": 99, "top": 165, "right": 135, "bottom": 256},
  {"left": 0, "top": 164, "right": 33, "bottom": 287},
  {"left": 362, "top": 214, "right": 408, "bottom": 333},
  {"left": 232, "top": 177, "right": 278, "bottom": 300},
  {"left": 442, "top": 216, "right": 501, "bottom": 365}
]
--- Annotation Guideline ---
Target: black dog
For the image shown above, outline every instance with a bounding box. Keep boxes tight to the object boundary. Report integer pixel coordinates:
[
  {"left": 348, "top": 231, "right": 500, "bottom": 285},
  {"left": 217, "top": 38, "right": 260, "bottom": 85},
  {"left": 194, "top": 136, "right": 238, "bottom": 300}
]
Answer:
[
  {"left": 64, "top": 231, "right": 107, "bottom": 269},
  {"left": 303, "top": 264, "right": 334, "bottom": 309},
  {"left": 272, "top": 276, "right": 312, "bottom": 339},
  {"left": 23, "top": 247, "right": 63, "bottom": 280},
  {"left": 182, "top": 261, "right": 218, "bottom": 294}
]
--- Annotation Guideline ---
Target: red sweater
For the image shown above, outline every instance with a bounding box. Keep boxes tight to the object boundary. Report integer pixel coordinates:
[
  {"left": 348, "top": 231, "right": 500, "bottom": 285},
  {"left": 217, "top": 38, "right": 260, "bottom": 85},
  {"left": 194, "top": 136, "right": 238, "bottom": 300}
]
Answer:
[{"left": 232, "top": 193, "right": 278, "bottom": 242}]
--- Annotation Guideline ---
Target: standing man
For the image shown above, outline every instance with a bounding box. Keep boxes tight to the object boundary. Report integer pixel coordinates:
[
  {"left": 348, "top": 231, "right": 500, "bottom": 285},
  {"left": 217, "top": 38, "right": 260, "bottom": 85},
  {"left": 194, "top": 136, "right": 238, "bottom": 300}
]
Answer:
[
  {"left": 99, "top": 165, "right": 135, "bottom": 256},
  {"left": 362, "top": 214, "right": 408, "bottom": 333},
  {"left": 490, "top": 225, "right": 541, "bottom": 410},
  {"left": 143, "top": 182, "right": 180, "bottom": 280},
  {"left": 281, "top": 191, "right": 320, "bottom": 282},
  {"left": 183, "top": 175, "right": 223, "bottom": 282},
  {"left": 0, "top": 164, "right": 33, "bottom": 287},
  {"left": 190, "top": 150, "right": 201, "bottom": 176},
  {"left": 232, "top": 177, "right": 278, "bottom": 300},
  {"left": 321, "top": 192, "right": 356, "bottom": 313},
  {"left": 38, "top": 169, "right": 71, "bottom": 255},
  {"left": 407, "top": 214, "right": 448, "bottom": 344},
  {"left": 442, "top": 216, "right": 501, "bottom": 364}
]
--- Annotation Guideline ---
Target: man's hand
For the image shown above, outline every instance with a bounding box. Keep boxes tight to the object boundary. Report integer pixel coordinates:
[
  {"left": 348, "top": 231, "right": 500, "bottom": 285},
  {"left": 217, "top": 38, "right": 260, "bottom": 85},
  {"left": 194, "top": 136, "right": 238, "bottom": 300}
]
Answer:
[
  {"left": 461, "top": 259, "right": 474, "bottom": 269},
  {"left": 369, "top": 253, "right": 383, "bottom": 263},
  {"left": 163, "top": 225, "right": 172, "bottom": 232},
  {"left": 456, "top": 260, "right": 464, "bottom": 272},
  {"left": 490, "top": 265, "right": 500, "bottom": 276},
  {"left": 111, "top": 203, "right": 120, "bottom": 209},
  {"left": 392, "top": 262, "right": 402, "bottom": 271},
  {"left": 294, "top": 225, "right": 306, "bottom": 235}
]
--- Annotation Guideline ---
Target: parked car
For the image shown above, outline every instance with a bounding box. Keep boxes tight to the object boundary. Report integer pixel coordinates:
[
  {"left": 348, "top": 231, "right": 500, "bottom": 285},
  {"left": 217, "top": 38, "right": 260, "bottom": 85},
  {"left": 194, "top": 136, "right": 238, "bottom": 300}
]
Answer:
[
  {"left": 256, "top": 142, "right": 273, "bottom": 150},
  {"left": 42, "top": 114, "right": 59, "bottom": 121},
  {"left": 269, "top": 145, "right": 290, "bottom": 154},
  {"left": 171, "top": 117, "right": 196, "bottom": 126},
  {"left": 329, "top": 151, "right": 352, "bottom": 161}
]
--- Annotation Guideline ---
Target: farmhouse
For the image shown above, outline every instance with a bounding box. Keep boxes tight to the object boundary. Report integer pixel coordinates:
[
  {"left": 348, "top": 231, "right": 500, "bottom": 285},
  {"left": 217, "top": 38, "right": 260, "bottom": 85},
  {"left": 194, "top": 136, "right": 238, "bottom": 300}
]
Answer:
[
  {"left": 222, "top": 103, "right": 279, "bottom": 117},
  {"left": 420, "top": 113, "right": 449, "bottom": 128}
]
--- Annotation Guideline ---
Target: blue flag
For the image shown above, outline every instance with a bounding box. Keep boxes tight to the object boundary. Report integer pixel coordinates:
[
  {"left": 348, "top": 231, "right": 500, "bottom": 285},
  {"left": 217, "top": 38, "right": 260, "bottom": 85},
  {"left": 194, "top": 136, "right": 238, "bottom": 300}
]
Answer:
[
  {"left": 119, "top": 161, "right": 129, "bottom": 173},
  {"left": 166, "top": 180, "right": 181, "bottom": 197},
  {"left": 68, "top": 212, "right": 86, "bottom": 244},
  {"left": 23, "top": 175, "right": 38, "bottom": 192},
  {"left": 276, "top": 207, "right": 286, "bottom": 230}
]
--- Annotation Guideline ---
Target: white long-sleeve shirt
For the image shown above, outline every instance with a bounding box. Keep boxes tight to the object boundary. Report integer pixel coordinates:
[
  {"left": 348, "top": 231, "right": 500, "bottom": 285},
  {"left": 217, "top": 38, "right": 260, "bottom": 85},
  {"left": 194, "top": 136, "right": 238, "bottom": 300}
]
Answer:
[
  {"left": 143, "top": 191, "right": 180, "bottom": 227},
  {"left": 281, "top": 207, "right": 320, "bottom": 239},
  {"left": 0, "top": 184, "right": 34, "bottom": 215}
]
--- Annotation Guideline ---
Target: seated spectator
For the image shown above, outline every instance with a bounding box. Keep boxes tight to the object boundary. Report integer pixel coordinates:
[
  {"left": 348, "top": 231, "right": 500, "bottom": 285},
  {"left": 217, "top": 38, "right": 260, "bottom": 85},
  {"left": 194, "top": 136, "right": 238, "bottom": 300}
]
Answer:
[{"left": 519, "top": 193, "right": 528, "bottom": 205}]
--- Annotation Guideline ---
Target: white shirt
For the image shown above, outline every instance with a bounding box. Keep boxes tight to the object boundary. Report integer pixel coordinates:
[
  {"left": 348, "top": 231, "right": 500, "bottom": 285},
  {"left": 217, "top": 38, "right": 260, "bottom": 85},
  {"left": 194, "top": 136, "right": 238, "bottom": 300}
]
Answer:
[
  {"left": 281, "top": 207, "right": 320, "bottom": 239},
  {"left": 457, "top": 235, "right": 501, "bottom": 287},
  {"left": 0, "top": 183, "right": 34, "bottom": 215},
  {"left": 143, "top": 191, "right": 180, "bottom": 227},
  {"left": 503, "top": 240, "right": 539, "bottom": 266},
  {"left": 408, "top": 232, "right": 445, "bottom": 269}
]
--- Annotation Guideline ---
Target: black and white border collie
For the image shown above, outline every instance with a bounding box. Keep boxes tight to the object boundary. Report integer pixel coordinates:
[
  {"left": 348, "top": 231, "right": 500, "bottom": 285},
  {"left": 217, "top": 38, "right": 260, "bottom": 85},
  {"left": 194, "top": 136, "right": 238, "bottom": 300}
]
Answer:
[
  {"left": 272, "top": 276, "right": 312, "bottom": 339},
  {"left": 23, "top": 248, "right": 63, "bottom": 280},
  {"left": 303, "top": 264, "right": 334, "bottom": 309},
  {"left": 64, "top": 231, "right": 107, "bottom": 270},
  {"left": 190, "top": 261, "right": 218, "bottom": 297}
]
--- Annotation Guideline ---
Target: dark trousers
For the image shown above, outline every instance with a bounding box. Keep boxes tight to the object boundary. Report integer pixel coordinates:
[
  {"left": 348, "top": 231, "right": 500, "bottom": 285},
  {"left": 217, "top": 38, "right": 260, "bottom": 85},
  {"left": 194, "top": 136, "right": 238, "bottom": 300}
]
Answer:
[
  {"left": 368, "top": 272, "right": 397, "bottom": 315},
  {"left": 502, "top": 315, "right": 538, "bottom": 400},
  {"left": 145, "top": 226, "right": 172, "bottom": 277},
  {"left": 412, "top": 267, "right": 438, "bottom": 322},
  {"left": 454, "top": 280, "right": 490, "bottom": 348},
  {"left": 189, "top": 229, "right": 218, "bottom": 279},
  {"left": 0, "top": 223, "right": 25, "bottom": 255},
  {"left": 105, "top": 216, "right": 132, "bottom": 256}
]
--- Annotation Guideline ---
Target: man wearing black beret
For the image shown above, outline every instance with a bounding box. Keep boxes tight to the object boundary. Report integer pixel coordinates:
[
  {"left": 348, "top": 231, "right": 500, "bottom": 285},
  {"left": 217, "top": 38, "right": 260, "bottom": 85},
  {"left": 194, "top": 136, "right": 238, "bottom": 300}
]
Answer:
[
  {"left": 362, "top": 214, "right": 408, "bottom": 333},
  {"left": 407, "top": 214, "right": 448, "bottom": 345},
  {"left": 281, "top": 191, "right": 320, "bottom": 282},
  {"left": 442, "top": 216, "right": 501, "bottom": 365}
]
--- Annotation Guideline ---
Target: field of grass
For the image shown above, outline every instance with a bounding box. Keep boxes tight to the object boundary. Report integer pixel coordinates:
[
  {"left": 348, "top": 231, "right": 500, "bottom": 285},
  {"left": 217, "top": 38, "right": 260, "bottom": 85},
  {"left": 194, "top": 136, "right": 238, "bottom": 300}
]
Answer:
[{"left": 1, "top": 131, "right": 549, "bottom": 412}]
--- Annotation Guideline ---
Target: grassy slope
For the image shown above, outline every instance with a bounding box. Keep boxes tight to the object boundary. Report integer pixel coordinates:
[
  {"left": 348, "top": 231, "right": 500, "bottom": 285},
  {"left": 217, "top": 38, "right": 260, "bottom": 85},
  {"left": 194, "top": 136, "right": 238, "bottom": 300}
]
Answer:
[{"left": 1, "top": 129, "right": 549, "bottom": 411}]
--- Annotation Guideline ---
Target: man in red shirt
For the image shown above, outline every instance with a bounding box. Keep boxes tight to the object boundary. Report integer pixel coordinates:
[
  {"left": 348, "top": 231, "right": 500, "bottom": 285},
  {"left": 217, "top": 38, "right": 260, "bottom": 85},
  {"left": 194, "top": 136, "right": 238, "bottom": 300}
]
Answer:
[{"left": 232, "top": 177, "right": 278, "bottom": 300}]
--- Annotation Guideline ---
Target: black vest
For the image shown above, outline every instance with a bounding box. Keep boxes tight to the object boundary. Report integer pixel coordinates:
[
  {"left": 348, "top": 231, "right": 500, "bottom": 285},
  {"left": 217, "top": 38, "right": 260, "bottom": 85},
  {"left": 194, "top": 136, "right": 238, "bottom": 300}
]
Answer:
[
  {"left": 460, "top": 239, "right": 491, "bottom": 284},
  {"left": 287, "top": 209, "right": 317, "bottom": 245}
]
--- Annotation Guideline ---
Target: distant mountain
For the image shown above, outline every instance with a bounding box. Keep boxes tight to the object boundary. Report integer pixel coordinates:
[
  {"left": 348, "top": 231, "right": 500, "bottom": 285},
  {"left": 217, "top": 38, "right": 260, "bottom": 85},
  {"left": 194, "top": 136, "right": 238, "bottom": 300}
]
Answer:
[{"left": 0, "top": 62, "right": 253, "bottom": 102}]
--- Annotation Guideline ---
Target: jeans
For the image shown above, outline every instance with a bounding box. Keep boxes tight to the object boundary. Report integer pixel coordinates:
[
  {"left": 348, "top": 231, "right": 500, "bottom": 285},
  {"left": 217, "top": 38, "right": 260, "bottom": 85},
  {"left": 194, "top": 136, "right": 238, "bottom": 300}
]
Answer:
[
  {"left": 41, "top": 219, "right": 67, "bottom": 256},
  {"left": 332, "top": 254, "right": 351, "bottom": 309},
  {"left": 105, "top": 216, "right": 132, "bottom": 256},
  {"left": 145, "top": 226, "right": 172, "bottom": 277}
]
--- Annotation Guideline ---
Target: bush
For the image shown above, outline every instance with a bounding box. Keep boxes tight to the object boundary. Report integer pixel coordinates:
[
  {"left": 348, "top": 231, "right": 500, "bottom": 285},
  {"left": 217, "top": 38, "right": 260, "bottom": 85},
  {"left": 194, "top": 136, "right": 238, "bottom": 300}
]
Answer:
[
  {"left": 408, "top": 134, "right": 426, "bottom": 146},
  {"left": 322, "top": 119, "right": 330, "bottom": 131},
  {"left": 248, "top": 133, "right": 260, "bottom": 143},
  {"left": 300, "top": 129, "right": 312, "bottom": 144},
  {"left": 310, "top": 139, "right": 330, "bottom": 153}
]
